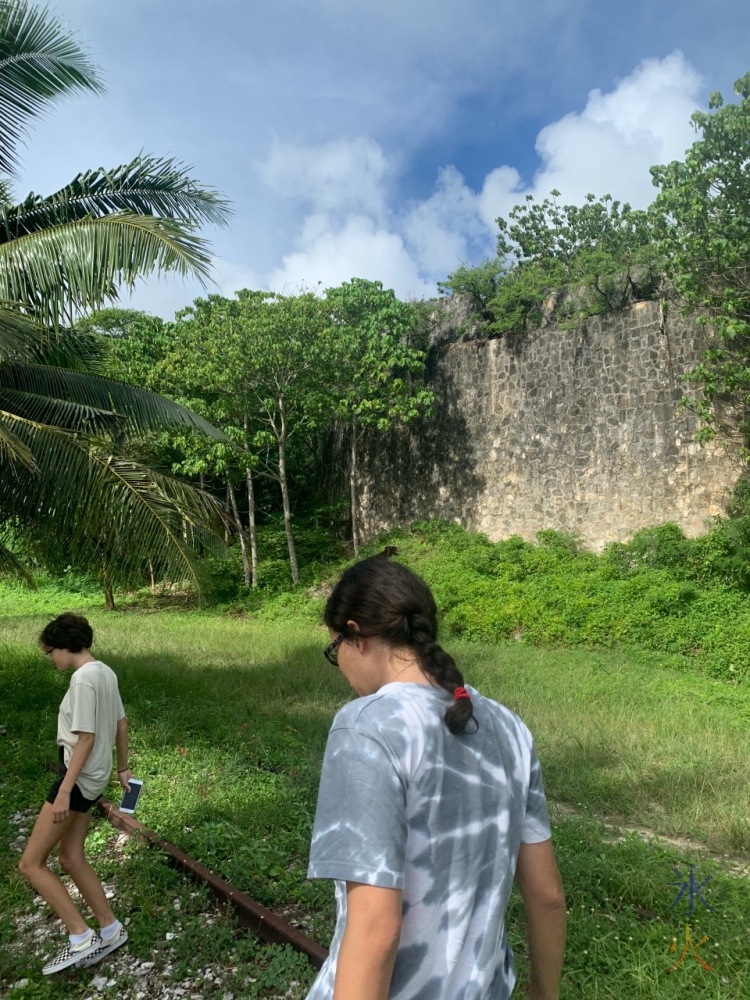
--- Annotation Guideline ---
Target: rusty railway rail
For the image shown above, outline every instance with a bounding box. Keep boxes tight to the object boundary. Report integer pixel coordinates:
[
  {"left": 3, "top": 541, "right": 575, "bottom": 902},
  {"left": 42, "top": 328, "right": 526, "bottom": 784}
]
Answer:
[{"left": 97, "top": 798, "right": 329, "bottom": 969}]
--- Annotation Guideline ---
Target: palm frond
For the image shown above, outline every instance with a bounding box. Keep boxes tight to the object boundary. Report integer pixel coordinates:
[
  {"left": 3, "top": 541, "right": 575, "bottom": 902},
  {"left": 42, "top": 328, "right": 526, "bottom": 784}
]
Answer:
[
  {"left": 26, "top": 322, "right": 108, "bottom": 372},
  {"left": 0, "top": 406, "right": 34, "bottom": 464},
  {"left": 0, "top": 535, "right": 34, "bottom": 585},
  {"left": 0, "top": 213, "right": 215, "bottom": 325},
  {"left": 0, "top": 300, "right": 48, "bottom": 360},
  {"left": 0, "top": 362, "right": 227, "bottom": 438},
  {"left": 0, "top": 416, "right": 229, "bottom": 589},
  {"left": 0, "top": 155, "right": 231, "bottom": 241},
  {"left": 0, "top": 387, "right": 121, "bottom": 432},
  {"left": 0, "top": 303, "right": 110, "bottom": 369},
  {"left": 0, "top": 0, "right": 103, "bottom": 175}
]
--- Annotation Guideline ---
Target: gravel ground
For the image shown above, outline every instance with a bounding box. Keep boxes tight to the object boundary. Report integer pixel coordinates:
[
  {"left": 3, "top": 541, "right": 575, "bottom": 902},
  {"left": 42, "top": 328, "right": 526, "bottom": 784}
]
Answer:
[{"left": 4, "top": 809, "right": 313, "bottom": 1000}]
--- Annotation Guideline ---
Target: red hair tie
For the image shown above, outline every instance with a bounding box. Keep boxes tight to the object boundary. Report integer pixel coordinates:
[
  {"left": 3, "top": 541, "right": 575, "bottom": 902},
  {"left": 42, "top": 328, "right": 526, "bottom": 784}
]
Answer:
[{"left": 453, "top": 686, "right": 471, "bottom": 701}]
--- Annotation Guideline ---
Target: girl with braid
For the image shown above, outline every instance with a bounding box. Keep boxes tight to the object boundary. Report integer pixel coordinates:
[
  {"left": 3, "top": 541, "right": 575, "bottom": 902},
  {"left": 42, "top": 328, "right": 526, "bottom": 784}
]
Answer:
[{"left": 306, "top": 557, "right": 565, "bottom": 1000}]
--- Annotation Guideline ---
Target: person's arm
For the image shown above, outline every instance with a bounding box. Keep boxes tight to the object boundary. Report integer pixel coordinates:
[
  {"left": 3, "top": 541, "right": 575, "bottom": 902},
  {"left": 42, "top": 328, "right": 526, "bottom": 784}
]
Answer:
[
  {"left": 333, "top": 882, "right": 402, "bottom": 1000},
  {"left": 115, "top": 716, "right": 131, "bottom": 791},
  {"left": 53, "top": 732, "right": 95, "bottom": 823},
  {"left": 515, "top": 839, "right": 566, "bottom": 1000}
]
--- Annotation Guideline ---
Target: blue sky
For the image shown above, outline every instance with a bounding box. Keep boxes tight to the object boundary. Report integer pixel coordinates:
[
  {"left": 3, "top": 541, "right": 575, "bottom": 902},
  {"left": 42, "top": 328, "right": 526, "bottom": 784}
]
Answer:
[{"left": 18, "top": 0, "right": 750, "bottom": 314}]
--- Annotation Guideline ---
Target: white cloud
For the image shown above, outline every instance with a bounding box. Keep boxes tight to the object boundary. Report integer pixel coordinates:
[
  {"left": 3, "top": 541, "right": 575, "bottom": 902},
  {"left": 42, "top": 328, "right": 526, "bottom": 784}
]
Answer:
[
  {"left": 126, "top": 51, "right": 706, "bottom": 314},
  {"left": 266, "top": 215, "right": 433, "bottom": 299},
  {"left": 259, "top": 137, "right": 391, "bottom": 217},
  {"left": 258, "top": 52, "right": 704, "bottom": 302},
  {"left": 401, "top": 165, "right": 490, "bottom": 277},
  {"left": 477, "top": 51, "right": 703, "bottom": 228}
]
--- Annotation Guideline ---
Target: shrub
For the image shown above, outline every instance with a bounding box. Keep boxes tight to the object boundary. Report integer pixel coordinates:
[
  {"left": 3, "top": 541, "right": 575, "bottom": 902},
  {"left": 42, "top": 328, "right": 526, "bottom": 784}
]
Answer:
[{"left": 378, "top": 520, "right": 750, "bottom": 681}]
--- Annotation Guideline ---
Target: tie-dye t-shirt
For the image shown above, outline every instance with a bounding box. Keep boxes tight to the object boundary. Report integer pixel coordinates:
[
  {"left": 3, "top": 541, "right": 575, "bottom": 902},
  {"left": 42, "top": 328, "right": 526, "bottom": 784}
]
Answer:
[{"left": 305, "top": 681, "right": 551, "bottom": 1000}]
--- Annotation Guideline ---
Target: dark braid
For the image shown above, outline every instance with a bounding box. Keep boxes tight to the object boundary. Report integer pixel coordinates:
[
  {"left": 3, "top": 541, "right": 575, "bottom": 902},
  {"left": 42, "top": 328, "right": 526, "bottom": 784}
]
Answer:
[{"left": 324, "top": 557, "right": 477, "bottom": 735}]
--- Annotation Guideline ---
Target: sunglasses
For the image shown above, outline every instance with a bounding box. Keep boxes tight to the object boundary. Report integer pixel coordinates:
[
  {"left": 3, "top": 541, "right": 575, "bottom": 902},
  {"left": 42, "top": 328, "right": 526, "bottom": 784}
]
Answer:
[
  {"left": 323, "top": 633, "right": 345, "bottom": 666},
  {"left": 43, "top": 647, "right": 55, "bottom": 658}
]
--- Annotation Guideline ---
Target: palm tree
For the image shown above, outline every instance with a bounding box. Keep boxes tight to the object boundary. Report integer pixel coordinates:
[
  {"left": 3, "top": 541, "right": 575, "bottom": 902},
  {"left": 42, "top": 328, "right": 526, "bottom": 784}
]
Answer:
[{"left": 0, "top": 0, "right": 233, "bottom": 605}]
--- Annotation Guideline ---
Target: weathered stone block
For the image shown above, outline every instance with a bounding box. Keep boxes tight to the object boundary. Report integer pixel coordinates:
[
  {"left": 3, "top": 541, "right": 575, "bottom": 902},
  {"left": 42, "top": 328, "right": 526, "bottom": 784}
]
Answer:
[{"left": 357, "top": 299, "right": 741, "bottom": 550}]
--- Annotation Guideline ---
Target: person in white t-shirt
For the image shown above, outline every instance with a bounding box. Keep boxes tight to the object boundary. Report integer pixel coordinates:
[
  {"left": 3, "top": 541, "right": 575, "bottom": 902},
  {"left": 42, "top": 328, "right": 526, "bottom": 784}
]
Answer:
[
  {"left": 307, "top": 557, "right": 566, "bottom": 1000},
  {"left": 19, "top": 613, "right": 132, "bottom": 975}
]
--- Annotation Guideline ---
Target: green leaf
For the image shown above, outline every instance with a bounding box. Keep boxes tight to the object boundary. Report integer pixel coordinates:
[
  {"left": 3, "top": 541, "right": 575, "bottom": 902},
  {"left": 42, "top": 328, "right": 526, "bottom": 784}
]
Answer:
[
  {"left": 0, "top": 362, "right": 227, "bottom": 438},
  {"left": 0, "top": 413, "right": 230, "bottom": 589},
  {"left": 0, "top": 155, "right": 231, "bottom": 241},
  {"left": 0, "top": 213, "right": 216, "bottom": 327},
  {"left": 0, "top": 534, "right": 34, "bottom": 584},
  {"left": 0, "top": 0, "right": 103, "bottom": 175},
  {"left": 0, "top": 301, "right": 48, "bottom": 361},
  {"left": 0, "top": 405, "right": 34, "bottom": 464}
]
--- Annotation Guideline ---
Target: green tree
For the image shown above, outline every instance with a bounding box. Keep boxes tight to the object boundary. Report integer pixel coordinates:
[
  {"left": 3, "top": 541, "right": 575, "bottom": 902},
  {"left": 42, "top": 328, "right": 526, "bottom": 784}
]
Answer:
[
  {"left": 491, "top": 192, "right": 659, "bottom": 333},
  {"left": 0, "top": 1, "right": 231, "bottom": 601},
  {"left": 650, "top": 72, "right": 750, "bottom": 452},
  {"left": 437, "top": 258, "right": 505, "bottom": 322},
  {"left": 160, "top": 291, "right": 330, "bottom": 587},
  {"left": 90, "top": 306, "right": 262, "bottom": 589},
  {"left": 440, "top": 192, "right": 660, "bottom": 336},
  {"left": 323, "top": 278, "right": 435, "bottom": 555}
]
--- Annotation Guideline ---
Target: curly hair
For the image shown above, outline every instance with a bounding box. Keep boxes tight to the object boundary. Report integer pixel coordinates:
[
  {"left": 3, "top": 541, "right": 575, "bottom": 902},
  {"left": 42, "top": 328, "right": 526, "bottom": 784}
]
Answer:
[{"left": 39, "top": 613, "right": 93, "bottom": 654}]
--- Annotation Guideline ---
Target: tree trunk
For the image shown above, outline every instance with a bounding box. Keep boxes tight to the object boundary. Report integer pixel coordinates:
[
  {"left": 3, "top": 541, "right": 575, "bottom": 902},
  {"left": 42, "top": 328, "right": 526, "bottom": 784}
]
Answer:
[
  {"left": 148, "top": 559, "right": 156, "bottom": 594},
  {"left": 350, "top": 422, "right": 360, "bottom": 557},
  {"left": 228, "top": 481, "right": 251, "bottom": 588},
  {"left": 277, "top": 400, "right": 299, "bottom": 587},
  {"left": 243, "top": 414, "right": 259, "bottom": 588},
  {"left": 103, "top": 565, "right": 115, "bottom": 611},
  {"left": 224, "top": 483, "right": 231, "bottom": 544}
]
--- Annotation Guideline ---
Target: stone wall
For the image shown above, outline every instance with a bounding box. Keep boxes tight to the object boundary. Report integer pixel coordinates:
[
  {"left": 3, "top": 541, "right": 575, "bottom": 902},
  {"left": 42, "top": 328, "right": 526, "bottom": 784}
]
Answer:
[{"left": 357, "top": 298, "right": 742, "bottom": 550}]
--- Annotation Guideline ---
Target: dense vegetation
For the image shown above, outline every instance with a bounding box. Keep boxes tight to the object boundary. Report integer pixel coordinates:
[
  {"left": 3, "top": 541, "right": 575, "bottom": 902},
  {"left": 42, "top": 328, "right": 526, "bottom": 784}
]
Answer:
[
  {"left": 79, "top": 279, "right": 434, "bottom": 595},
  {"left": 10, "top": 511, "right": 750, "bottom": 683},
  {"left": 213, "top": 508, "right": 750, "bottom": 682},
  {"left": 386, "top": 519, "right": 750, "bottom": 681},
  {"left": 439, "top": 193, "right": 661, "bottom": 332}
]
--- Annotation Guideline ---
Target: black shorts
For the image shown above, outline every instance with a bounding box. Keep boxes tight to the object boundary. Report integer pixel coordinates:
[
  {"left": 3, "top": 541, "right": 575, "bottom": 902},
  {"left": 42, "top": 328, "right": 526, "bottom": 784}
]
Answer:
[{"left": 46, "top": 747, "right": 101, "bottom": 814}]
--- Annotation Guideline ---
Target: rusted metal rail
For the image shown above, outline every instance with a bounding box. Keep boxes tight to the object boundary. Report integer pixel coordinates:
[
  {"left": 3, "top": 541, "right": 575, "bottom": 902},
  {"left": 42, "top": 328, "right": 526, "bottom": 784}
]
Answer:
[{"left": 97, "top": 798, "right": 329, "bottom": 969}]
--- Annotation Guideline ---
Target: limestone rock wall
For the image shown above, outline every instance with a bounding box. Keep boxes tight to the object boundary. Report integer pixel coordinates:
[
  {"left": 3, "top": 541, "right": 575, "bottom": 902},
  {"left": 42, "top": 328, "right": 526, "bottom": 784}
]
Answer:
[{"left": 358, "top": 299, "right": 741, "bottom": 550}]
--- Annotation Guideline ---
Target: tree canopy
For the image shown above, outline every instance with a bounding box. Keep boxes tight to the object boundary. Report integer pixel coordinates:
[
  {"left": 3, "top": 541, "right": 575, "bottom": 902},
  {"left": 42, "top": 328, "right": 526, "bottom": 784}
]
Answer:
[{"left": 650, "top": 72, "right": 750, "bottom": 451}]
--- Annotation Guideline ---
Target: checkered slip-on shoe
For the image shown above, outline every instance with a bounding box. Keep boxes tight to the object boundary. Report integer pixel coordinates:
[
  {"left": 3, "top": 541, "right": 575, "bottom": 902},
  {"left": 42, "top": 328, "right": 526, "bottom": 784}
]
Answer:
[
  {"left": 42, "top": 930, "right": 101, "bottom": 975},
  {"left": 80, "top": 924, "right": 129, "bottom": 967}
]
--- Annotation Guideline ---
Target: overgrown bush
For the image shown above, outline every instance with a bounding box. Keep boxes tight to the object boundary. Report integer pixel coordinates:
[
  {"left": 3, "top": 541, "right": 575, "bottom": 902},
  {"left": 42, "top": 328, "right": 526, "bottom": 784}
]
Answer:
[
  {"left": 204, "top": 518, "right": 346, "bottom": 605},
  {"left": 373, "top": 518, "right": 750, "bottom": 682},
  {"left": 440, "top": 192, "right": 663, "bottom": 336}
]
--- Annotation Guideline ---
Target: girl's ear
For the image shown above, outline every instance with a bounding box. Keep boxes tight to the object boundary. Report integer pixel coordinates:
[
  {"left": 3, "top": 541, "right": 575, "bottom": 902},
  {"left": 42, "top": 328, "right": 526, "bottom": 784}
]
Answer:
[{"left": 346, "top": 620, "right": 366, "bottom": 656}]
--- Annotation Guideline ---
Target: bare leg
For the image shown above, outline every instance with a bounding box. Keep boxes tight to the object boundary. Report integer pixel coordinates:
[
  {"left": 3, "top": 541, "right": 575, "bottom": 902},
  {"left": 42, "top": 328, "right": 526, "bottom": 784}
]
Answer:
[
  {"left": 58, "top": 811, "right": 116, "bottom": 929},
  {"left": 18, "top": 803, "right": 88, "bottom": 935}
]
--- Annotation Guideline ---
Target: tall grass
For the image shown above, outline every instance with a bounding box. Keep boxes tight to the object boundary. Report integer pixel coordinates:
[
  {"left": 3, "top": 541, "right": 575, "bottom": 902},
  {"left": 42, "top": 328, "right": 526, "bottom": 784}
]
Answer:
[{"left": 2, "top": 594, "right": 750, "bottom": 997}]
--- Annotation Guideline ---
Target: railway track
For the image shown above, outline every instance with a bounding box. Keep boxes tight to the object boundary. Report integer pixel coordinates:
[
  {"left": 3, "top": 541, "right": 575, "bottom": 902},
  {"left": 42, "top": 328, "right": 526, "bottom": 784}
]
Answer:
[{"left": 97, "top": 798, "right": 329, "bottom": 970}]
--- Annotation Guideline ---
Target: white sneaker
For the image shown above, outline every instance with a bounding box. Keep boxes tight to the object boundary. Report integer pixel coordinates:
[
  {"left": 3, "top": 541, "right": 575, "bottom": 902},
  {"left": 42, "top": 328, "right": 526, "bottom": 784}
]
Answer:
[
  {"left": 42, "top": 930, "right": 101, "bottom": 975},
  {"left": 80, "top": 924, "right": 129, "bottom": 967}
]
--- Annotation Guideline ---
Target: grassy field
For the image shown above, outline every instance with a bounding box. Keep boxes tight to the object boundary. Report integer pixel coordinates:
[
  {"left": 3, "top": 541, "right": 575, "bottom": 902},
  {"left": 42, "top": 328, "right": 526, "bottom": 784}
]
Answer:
[{"left": 2, "top": 588, "right": 750, "bottom": 998}]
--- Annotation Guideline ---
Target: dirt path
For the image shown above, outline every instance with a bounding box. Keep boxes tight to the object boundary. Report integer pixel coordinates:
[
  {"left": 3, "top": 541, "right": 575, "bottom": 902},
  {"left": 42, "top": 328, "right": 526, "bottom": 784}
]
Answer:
[{"left": 549, "top": 800, "right": 750, "bottom": 880}]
